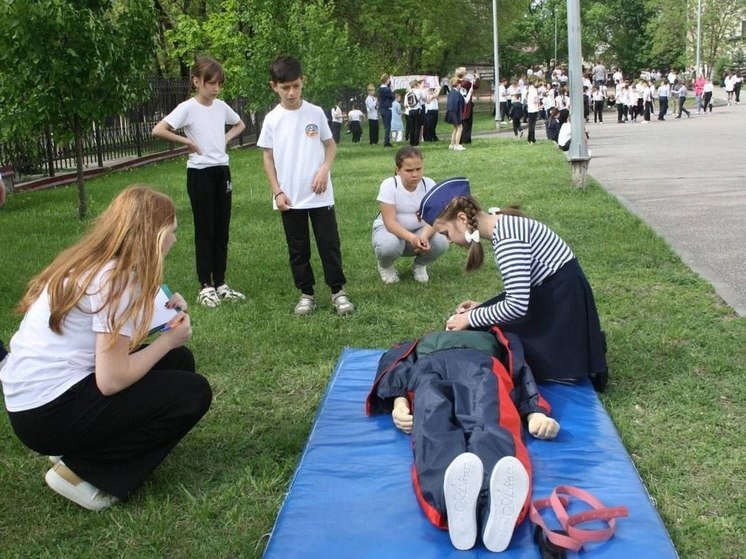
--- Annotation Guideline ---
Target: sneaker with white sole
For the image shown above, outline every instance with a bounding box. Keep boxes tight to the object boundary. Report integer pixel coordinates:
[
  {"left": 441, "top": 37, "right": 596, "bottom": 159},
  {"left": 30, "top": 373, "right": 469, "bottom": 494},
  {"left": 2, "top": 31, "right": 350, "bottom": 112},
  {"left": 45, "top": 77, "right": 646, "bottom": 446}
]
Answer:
[
  {"left": 377, "top": 263, "right": 400, "bottom": 284},
  {"left": 412, "top": 263, "right": 429, "bottom": 283},
  {"left": 294, "top": 294, "right": 316, "bottom": 316},
  {"left": 332, "top": 290, "right": 355, "bottom": 316},
  {"left": 444, "top": 452, "right": 483, "bottom": 551},
  {"left": 198, "top": 286, "right": 221, "bottom": 308},
  {"left": 481, "top": 456, "right": 529, "bottom": 552},
  {"left": 49, "top": 455, "right": 62, "bottom": 465},
  {"left": 216, "top": 283, "right": 246, "bottom": 301},
  {"left": 454, "top": 144, "right": 466, "bottom": 151},
  {"left": 45, "top": 462, "right": 119, "bottom": 511}
]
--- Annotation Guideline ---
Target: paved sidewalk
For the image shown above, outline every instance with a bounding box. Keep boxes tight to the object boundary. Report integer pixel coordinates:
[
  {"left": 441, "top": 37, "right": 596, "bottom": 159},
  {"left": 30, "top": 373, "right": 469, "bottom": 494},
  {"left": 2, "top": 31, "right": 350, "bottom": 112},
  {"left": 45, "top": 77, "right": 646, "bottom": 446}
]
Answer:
[{"left": 584, "top": 100, "right": 746, "bottom": 316}]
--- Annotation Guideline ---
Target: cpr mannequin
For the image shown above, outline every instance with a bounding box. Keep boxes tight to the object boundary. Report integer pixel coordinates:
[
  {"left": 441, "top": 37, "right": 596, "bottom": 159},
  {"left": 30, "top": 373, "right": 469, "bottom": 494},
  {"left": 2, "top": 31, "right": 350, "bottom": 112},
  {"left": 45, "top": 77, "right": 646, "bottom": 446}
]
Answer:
[{"left": 367, "top": 329, "right": 560, "bottom": 552}]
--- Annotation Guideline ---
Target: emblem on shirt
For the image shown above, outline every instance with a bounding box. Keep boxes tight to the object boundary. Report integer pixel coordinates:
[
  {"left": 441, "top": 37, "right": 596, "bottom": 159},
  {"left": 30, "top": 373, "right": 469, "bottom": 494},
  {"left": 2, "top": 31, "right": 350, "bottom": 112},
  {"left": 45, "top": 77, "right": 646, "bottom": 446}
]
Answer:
[{"left": 305, "top": 123, "right": 320, "bottom": 138}]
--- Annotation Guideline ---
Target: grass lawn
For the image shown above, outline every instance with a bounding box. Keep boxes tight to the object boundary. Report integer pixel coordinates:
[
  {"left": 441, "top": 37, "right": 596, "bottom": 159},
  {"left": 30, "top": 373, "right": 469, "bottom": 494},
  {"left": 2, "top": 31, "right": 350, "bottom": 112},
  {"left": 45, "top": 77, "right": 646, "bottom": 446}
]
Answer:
[{"left": 0, "top": 134, "right": 743, "bottom": 558}]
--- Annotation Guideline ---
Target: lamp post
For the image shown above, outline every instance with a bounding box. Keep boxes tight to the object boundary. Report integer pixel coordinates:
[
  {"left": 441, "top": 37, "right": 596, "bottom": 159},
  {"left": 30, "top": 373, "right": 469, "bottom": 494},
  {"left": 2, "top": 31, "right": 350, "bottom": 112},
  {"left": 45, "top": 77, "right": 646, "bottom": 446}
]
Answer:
[
  {"left": 493, "top": 0, "right": 500, "bottom": 128},
  {"left": 694, "top": 0, "right": 702, "bottom": 77},
  {"left": 566, "top": 0, "right": 590, "bottom": 188}
]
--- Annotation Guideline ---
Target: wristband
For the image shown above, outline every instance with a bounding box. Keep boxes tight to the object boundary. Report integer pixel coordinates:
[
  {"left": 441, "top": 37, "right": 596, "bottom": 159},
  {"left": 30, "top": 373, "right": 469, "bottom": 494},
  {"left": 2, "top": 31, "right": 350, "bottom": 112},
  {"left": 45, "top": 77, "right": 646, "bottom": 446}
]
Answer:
[{"left": 274, "top": 191, "right": 284, "bottom": 200}]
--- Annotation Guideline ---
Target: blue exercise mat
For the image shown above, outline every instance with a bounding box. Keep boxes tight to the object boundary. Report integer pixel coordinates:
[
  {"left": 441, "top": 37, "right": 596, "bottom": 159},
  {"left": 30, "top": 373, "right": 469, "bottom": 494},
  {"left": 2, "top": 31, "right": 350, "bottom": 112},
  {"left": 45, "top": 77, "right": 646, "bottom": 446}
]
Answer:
[{"left": 264, "top": 348, "right": 679, "bottom": 559}]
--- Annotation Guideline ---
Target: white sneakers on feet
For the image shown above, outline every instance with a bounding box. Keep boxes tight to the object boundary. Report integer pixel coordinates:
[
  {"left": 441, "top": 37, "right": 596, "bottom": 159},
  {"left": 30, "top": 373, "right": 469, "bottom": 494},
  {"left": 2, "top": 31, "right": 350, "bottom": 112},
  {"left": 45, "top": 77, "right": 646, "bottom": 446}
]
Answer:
[
  {"left": 377, "top": 263, "right": 400, "bottom": 284},
  {"left": 444, "top": 452, "right": 483, "bottom": 550},
  {"left": 448, "top": 144, "right": 455, "bottom": 150},
  {"left": 216, "top": 283, "right": 246, "bottom": 301},
  {"left": 412, "top": 264, "right": 429, "bottom": 283},
  {"left": 481, "top": 456, "right": 529, "bottom": 552},
  {"left": 453, "top": 144, "right": 466, "bottom": 151},
  {"left": 332, "top": 290, "right": 355, "bottom": 316},
  {"left": 45, "top": 462, "right": 119, "bottom": 511},
  {"left": 294, "top": 294, "right": 316, "bottom": 316},
  {"left": 198, "top": 286, "right": 221, "bottom": 307}
]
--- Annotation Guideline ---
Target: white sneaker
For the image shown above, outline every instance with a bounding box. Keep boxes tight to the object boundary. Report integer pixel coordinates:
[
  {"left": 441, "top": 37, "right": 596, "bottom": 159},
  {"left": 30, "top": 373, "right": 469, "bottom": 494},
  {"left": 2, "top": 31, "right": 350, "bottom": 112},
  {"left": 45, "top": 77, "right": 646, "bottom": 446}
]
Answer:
[
  {"left": 412, "top": 264, "right": 429, "bottom": 283},
  {"left": 49, "top": 455, "right": 62, "bottom": 465},
  {"left": 332, "top": 290, "right": 355, "bottom": 316},
  {"left": 198, "top": 286, "right": 220, "bottom": 308},
  {"left": 453, "top": 144, "right": 466, "bottom": 151},
  {"left": 377, "top": 263, "right": 400, "bottom": 284},
  {"left": 45, "top": 462, "right": 119, "bottom": 511},
  {"left": 481, "top": 456, "right": 529, "bottom": 552},
  {"left": 216, "top": 283, "right": 246, "bottom": 301},
  {"left": 444, "top": 452, "right": 483, "bottom": 551},
  {"left": 448, "top": 144, "right": 455, "bottom": 150},
  {"left": 294, "top": 294, "right": 316, "bottom": 316}
]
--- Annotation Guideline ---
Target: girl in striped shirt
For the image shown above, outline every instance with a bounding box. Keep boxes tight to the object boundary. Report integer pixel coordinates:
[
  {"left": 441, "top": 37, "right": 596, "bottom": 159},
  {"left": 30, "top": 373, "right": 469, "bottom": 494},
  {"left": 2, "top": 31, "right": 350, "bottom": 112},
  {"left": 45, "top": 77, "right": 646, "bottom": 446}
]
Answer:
[{"left": 421, "top": 178, "right": 608, "bottom": 388}]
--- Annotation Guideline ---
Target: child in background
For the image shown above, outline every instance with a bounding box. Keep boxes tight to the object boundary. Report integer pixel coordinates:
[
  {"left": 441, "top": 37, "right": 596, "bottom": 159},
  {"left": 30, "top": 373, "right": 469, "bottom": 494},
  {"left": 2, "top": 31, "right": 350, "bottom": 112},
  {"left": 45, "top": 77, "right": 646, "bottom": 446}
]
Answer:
[
  {"left": 391, "top": 93, "right": 403, "bottom": 142},
  {"left": 257, "top": 55, "right": 355, "bottom": 316},
  {"left": 509, "top": 95, "right": 524, "bottom": 137},
  {"left": 152, "top": 56, "right": 246, "bottom": 308},
  {"left": 347, "top": 103, "right": 365, "bottom": 143},
  {"left": 330, "top": 100, "right": 344, "bottom": 144}
]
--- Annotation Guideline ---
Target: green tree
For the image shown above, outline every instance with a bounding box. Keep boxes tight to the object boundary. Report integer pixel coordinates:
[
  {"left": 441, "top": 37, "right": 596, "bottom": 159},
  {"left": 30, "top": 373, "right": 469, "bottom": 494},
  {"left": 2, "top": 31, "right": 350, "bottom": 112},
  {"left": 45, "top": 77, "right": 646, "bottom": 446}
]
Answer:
[
  {"left": 166, "top": 0, "right": 369, "bottom": 110},
  {"left": 0, "top": 0, "right": 156, "bottom": 218}
]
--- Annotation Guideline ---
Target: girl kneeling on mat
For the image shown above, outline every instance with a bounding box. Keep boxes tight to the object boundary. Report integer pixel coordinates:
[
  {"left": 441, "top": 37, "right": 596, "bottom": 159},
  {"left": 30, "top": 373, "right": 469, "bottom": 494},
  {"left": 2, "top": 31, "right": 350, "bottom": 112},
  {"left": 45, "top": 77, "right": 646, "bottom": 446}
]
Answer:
[{"left": 421, "top": 177, "right": 608, "bottom": 390}]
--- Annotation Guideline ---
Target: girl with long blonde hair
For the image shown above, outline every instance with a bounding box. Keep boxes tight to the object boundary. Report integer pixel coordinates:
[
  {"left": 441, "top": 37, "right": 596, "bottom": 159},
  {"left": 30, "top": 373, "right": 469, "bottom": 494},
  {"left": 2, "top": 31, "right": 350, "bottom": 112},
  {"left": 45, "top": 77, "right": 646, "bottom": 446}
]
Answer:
[{"left": 1, "top": 186, "right": 212, "bottom": 511}]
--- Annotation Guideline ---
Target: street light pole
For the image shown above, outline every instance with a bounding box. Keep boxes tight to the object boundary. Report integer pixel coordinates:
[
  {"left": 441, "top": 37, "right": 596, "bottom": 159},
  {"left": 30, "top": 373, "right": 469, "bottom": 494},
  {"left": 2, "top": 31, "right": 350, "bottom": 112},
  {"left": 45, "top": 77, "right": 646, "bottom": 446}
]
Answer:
[
  {"left": 493, "top": 0, "right": 500, "bottom": 128},
  {"left": 694, "top": 0, "right": 702, "bottom": 77},
  {"left": 566, "top": 0, "right": 590, "bottom": 188}
]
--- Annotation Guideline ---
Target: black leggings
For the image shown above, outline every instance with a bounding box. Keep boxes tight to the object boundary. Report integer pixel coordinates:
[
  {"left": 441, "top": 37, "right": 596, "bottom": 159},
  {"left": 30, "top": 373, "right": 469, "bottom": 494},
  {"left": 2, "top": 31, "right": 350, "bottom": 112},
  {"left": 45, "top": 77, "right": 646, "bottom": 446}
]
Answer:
[
  {"left": 8, "top": 347, "right": 211, "bottom": 500},
  {"left": 187, "top": 166, "right": 233, "bottom": 287}
]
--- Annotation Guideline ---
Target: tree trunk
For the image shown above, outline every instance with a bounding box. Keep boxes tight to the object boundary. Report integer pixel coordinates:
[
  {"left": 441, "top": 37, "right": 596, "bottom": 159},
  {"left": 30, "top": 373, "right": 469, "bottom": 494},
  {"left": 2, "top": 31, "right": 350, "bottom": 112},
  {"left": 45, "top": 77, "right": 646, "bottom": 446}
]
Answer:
[{"left": 74, "top": 114, "right": 87, "bottom": 220}]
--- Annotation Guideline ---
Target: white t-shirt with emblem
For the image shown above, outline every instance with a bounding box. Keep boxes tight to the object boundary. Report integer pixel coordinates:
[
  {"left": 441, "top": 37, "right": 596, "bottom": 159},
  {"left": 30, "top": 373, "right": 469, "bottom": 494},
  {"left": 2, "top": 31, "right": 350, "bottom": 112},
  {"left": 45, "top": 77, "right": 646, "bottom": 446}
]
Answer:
[
  {"left": 258, "top": 100, "right": 335, "bottom": 209},
  {"left": 163, "top": 97, "right": 241, "bottom": 169}
]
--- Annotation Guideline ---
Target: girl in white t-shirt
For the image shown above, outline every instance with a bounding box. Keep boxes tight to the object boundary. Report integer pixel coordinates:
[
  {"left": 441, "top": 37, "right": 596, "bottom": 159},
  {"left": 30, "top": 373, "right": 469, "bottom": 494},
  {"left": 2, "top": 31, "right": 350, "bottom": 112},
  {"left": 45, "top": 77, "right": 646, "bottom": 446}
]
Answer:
[
  {"left": 372, "top": 147, "right": 449, "bottom": 284},
  {"left": 153, "top": 56, "right": 246, "bottom": 308},
  {"left": 1, "top": 186, "right": 211, "bottom": 511}
]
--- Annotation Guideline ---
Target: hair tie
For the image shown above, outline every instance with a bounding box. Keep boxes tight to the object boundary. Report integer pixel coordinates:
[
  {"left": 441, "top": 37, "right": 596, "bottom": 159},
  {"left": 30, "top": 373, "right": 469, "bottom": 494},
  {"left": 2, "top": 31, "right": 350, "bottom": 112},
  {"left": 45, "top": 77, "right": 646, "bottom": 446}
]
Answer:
[{"left": 465, "top": 229, "right": 480, "bottom": 244}]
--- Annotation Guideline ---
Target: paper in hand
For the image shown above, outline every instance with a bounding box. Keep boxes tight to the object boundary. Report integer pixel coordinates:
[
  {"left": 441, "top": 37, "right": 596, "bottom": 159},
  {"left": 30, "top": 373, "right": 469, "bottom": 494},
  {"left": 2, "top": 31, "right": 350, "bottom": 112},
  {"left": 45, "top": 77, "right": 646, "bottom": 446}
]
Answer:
[{"left": 149, "top": 284, "right": 180, "bottom": 334}]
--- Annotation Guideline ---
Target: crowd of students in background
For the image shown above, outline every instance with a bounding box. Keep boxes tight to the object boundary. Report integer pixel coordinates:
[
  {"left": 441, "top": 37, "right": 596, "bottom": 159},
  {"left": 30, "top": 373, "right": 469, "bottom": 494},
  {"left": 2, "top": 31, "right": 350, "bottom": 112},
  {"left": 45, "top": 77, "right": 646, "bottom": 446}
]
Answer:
[
  {"left": 329, "top": 67, "right": 481, "bottom": 150},
  {"left": 328, "top": 64, "right": 742, "bottom": 152}
]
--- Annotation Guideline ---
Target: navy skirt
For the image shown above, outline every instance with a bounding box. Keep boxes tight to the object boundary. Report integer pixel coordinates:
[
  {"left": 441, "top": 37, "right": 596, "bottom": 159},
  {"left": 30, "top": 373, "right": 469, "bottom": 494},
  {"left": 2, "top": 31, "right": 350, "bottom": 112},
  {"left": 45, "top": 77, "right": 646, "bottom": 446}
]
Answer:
[{"left": 477, "top": 259, "right": 608, "bottom": 385}]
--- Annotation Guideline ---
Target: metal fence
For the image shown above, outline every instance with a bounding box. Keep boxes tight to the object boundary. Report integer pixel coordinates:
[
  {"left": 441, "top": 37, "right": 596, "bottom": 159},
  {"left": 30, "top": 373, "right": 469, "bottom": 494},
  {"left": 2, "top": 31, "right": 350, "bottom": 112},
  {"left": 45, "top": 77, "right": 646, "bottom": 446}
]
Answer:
[{"left": 0, "top": 78, "right": 258, "bottom": 185}]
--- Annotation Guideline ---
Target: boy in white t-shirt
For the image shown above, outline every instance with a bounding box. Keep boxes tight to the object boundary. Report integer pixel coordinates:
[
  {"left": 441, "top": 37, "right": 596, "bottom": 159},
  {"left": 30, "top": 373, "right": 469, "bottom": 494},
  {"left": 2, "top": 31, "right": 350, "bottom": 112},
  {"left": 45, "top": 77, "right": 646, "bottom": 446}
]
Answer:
[{"left": 257, "top": 56, "right": 354, "bottom": 316}]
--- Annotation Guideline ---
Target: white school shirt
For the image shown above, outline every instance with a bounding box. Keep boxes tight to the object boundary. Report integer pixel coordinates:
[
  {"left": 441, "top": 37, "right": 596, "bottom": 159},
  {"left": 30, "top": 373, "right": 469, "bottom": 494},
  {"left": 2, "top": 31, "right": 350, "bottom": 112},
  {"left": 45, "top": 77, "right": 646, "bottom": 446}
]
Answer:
[
  {"left": 526, "top": 87, "right": 540, "bottom": 113},
  {"left": 498, "top": 84, "right": 508, "bottom": 103},
  {"left": 163, "top": 97, "right": 240, "bottom": 169},
  {"left": 365, "top": 95, "right": 379, "bottom": 119},
  {"left": 703, "top": 82, "right": 714, "bottom": 93},
  {"left": 257, "top": 100, "right": 335, "bottom": 210},
  {"left": 331, "top": 106, "right": 344, "bottom": 123},
  {"left": 347, "top": 109, "right": 364, "bottom": 122},
  {"left": 374, "top": 176, "right": 436, "bottom": 232},
  {"left": 658, "top": 84, "right": 670, "bottom": 97},
  {"left": 1, "top": 262, "right": 138, "bottom": 412}
]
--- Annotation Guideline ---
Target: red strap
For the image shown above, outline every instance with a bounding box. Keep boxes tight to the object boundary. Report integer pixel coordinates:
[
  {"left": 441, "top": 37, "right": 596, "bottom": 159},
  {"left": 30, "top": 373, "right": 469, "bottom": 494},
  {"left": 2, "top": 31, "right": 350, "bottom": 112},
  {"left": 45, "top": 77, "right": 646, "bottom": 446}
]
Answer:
[{"left": 530, "top": 485, "right": 629, "bottom": 552}]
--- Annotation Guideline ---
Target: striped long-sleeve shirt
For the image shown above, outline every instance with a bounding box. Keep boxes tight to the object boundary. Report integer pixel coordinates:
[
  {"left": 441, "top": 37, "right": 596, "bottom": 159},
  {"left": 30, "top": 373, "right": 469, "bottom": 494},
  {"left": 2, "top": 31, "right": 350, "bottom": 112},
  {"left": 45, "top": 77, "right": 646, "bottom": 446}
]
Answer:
[{"left": 469, "top": 214, "right": 575, "bottom": 327}]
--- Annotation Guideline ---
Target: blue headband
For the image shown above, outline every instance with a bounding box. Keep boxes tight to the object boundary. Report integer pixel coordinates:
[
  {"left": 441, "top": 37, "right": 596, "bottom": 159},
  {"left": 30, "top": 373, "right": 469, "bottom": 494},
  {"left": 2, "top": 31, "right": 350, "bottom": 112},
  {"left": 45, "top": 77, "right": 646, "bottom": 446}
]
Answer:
[{"left": 417, "top": 177, "right": 471, "bottom": 225}]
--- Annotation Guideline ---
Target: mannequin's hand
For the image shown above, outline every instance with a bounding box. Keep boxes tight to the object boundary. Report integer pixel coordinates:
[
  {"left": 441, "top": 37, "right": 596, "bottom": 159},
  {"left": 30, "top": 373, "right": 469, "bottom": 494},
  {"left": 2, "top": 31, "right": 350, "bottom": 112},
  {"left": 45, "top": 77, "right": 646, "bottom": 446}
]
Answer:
[
  {"left": 392, "top": 396, "right": 413, "bottom": 434},
  {"left": 527, "top": 412, "right": 560, "bottom": 440}
]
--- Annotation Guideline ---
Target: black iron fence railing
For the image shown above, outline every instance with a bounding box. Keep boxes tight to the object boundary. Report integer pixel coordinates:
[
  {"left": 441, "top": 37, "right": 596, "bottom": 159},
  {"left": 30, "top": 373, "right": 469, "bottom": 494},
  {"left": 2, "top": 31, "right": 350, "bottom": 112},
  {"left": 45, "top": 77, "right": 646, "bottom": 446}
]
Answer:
[{"left": 0, "top": 78, "right": 257, "bottom": 185}]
